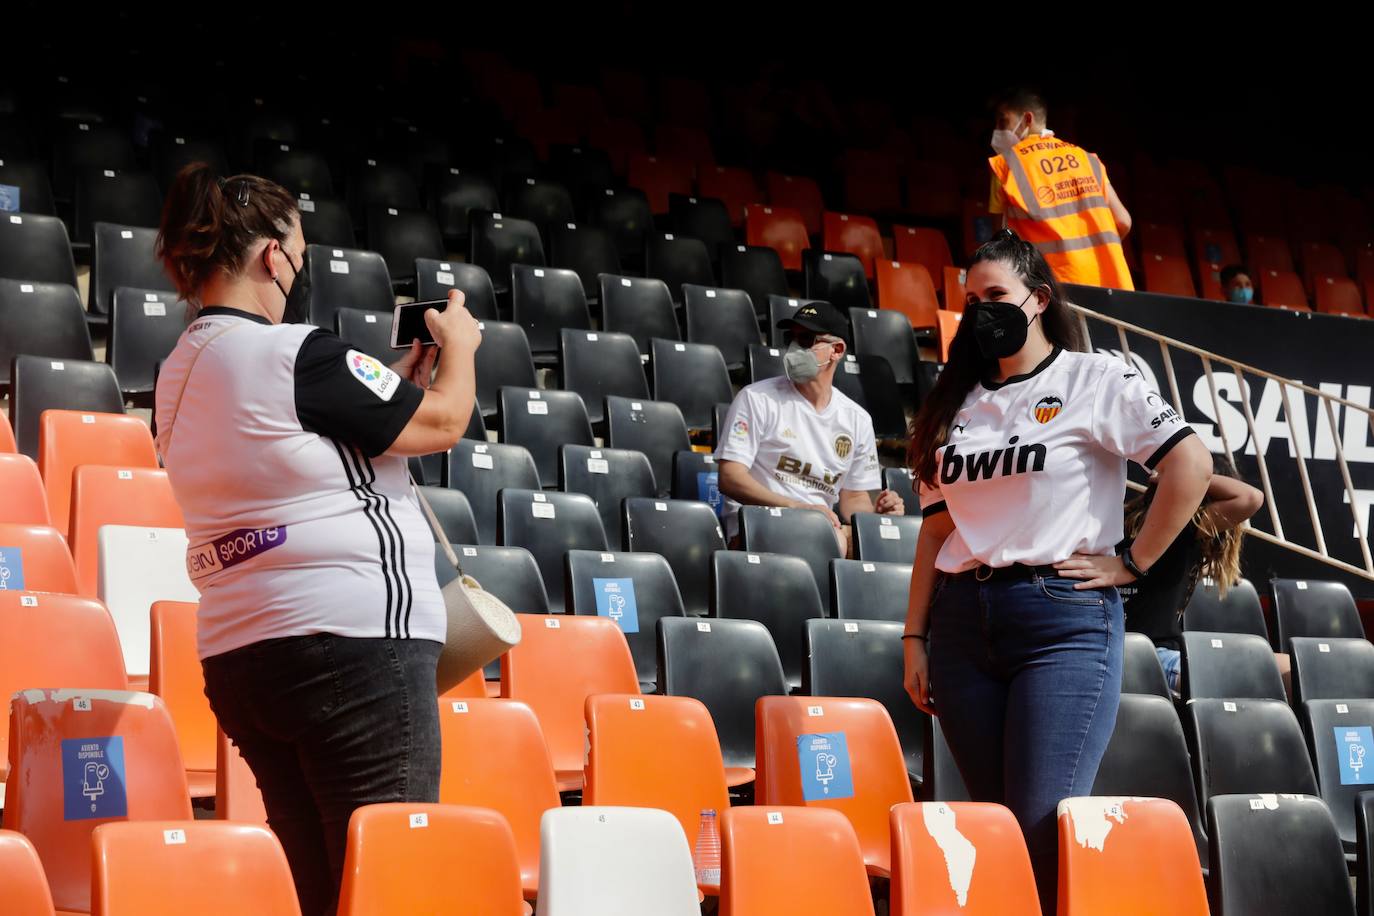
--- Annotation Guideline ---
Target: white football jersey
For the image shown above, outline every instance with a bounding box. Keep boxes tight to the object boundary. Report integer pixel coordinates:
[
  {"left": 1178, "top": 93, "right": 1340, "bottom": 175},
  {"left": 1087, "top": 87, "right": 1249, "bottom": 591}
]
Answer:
[
  {"left": 716, "top": 377, "right": 882, "bottom": 538},
  {"left": 918, "top": 347, "right": 1194, "bottom": 573}
]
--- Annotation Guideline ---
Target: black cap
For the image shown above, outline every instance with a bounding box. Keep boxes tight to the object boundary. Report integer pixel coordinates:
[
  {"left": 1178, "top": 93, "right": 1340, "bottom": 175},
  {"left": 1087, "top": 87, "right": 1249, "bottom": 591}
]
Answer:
[{"left": 776, "top": 300, "right": 849, "bottom": 339}]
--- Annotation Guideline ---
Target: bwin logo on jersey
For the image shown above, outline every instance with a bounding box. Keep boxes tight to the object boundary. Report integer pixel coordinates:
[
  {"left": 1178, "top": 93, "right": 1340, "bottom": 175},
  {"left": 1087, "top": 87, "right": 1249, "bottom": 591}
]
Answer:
[{"left": 939, "top": 437, "right": 1047, "bottom": 485}]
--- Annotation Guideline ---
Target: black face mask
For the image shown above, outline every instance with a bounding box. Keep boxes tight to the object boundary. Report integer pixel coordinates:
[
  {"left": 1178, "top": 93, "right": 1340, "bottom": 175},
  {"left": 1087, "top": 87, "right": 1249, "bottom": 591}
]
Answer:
[
  {"left": 973, "top": 291, "right": 1038, "bottom": 359},
  {"left": 273, "top": 246, "right": 311, "bottom": 324}
]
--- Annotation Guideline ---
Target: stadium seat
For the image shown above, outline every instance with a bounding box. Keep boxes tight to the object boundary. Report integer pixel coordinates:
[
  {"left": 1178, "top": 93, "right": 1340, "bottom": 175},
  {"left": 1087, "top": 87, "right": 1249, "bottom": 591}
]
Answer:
[
  {"left": 428, "top": 168, "right": 499, "bottom": 251},
  {"left": 548, "top": 223, "right": 621, "bottom": 305},
  {"left": 0, "top": 212, "right": 79, "bottom": 291},
  {"left": 9, "top": 357, "right": 124, "bottom": 460},
  {"left": 108, "top": 289, "right": 183, "bottom": 396},
  {"left": 650, "top": 339, "right": 733, "bottom": 431},
  {"left": 440, "top": 545, "right": 548, "bottom": 613},
  {"left": 922, "top": 712, "right": 972, "bottom": 803},
  {"left": 1356, "top": 792, "right": 1374, "bottom": 916},
  {"left": 942, "top": 265, "right": 968, "bottom": 312},
  {"left": 605, "top": 396, "right": 691, "bottom": 497},
  {"left": 54, "top": 122, "right": 138, "bottom": 200},
  {"left": 1272, "top": 578, "right": 1363, "bottom": 653},
  {"left": 874, "top": 259, "right": 939, "bottom": 330},
  {"left": 0, "top": 524, "right": 76, "bottom": 592},
  {"left": 504, "top": 176, "right": 576, "bottom": 231},
  {"left": 258, "top": 143, "right": 331, "bottom": 195},
  {"left": 558, "top": 329, "right": 649, "bottom": 426},
  {"left": 722, "top": 806, "right": 875, "bottom": 916},
  {"left": 0, "top": 454, "right": 51, "bottom": 526},
  {"left": 1302, "top": 698, "right": 1374, "bottom": 852},
  {"left": 566, "top": 550, "right": 684, "bottom": 690},
  {"left": 337, "top": 804, "right": 524, "bottom": 916},
  {"left": 348, "top": 160, "right": 420, "bottom": 223},
  {"left": 738, "top": 506, "right": 842, "bottom": 614},
  {"left": 334, "top": 307, "right": 392, "bottom": 360},
  {"left": 683, "top": 285, "right": 760, "bottom": 372},
  {"left": 893, "top": 226, "right": 954, "bottom": 283},
  {"left": 1208, "top": 794, "right": 1355, "bottom": 916},
  {"left": 1315, "top": 275, "right": 1366, "bottom": 316},
  {"left": 92, "top": 821, "right": 298, "bottom": 916},
  {"left": 961, "top": 198, "right": 997, "bottom": 258},
  {"left": 97, "top": 526, "right": 198, "bottom": 676},
  {"left": 501, "top": 614, "right": 638, "bottom": 790},
  {"left": 0, "top": 591, "right": 128, "bottom": 792},
  {"left": 1248, "top": 233, "right": 1296, "bottom": 274},
  {"left": 671, "top": 450, "right": 721, "bottom": 508},
  {"left": 830, "top": 559, "right": 911, "bottom": 623},
  {"left": 70, "top": 467, "right": 183, "bottom": 598},
  {"left": 558, "top": 446, "right": 656, "bottom": 547},
  {"left": 73, "top": 169, "right": 162, "bottom": 246},
  {"left": 698, "top": 166, "right": 760, "bottom": 227},
  {"left": 38, "top": 410, "right": 156, "bottom": 537},
  {"left": 438, "top": 698, "right": 559, "bottom": 900},
  {"left": 1121, "top": 632, "right": 1170, "bottom": 698},
  {"left": 889, "top": 801, "right": 1039, "bottom": 915},
  {"left": 365, "top": 207, "right": 444, "bottom": 285},
  {"left": 600, "top": 275, "right": 680, "bottom": 355},
  {"left": 764, "top": 172, "right": 825, "bottom": 236},
  {"left": 712, "top": 550, "right": 821, "bottom": 689},
  {"left": 584, "top": 694, "right": 731, "bottom": 892},
  {"left": 1057, "top": 796, "right": 1208, "bottom": 915},
  {"left": 473, "top": 320, "right": 537, "bottom": 416},
  {"left": 755, "top": 696, "right": 914, "bottom": 876},
  {"left": 850, "top": 513, "right": 921, "bottom": 565},
  {"left": 1091, "top": 693, "right": 1207, "bottom": 857},
  {"left": 549, "top": 144, "right": 614, "bottom": 197},
  {"left": 669, "top": 195, "right": 733, "bottom": 261},
  {"left": 883, "top": 467, "right": 917, "bottom": 507},
  {"left": 497, "top": 388, "right": 594, "bottom": 486},
  {"left": 587, "top": 113, "right": 647, "bottom": 173},
  {"left": 587, "top": 187, "right": 653, "bottom": 266},
  {"left": 623, "top": 497, "right": 724, "bottom": 617},
  {"left": 1290, "top": 636, "right": 1374, "bottom": 706},
  {"left": 215, "top": 729, "right": 266, "bottom": 824},
  {"left": 646, "top": 234, "right": 714, "bottom": 303},
  {"left": 1261, "top": 269, "right": 1310, "bottom": 310},
  {"left": 2, "top": 689, "right": 192, "bottom": 914},
  {"left": 746, "top": 344, "right": 783, "bottom": 383},
  {"left": 805, "top": 619, "right": 926, "bottom": 783},
  {"left": 1181, "top": 631, "right": 1286, "bottom": 701},
  {"left": 850, "top": 307, "right": 919, "bottom": 387},
  {"left": 0, "top": 828, "right": 56, "bottom": 916},
  {"left": 510, "top": 264, "right": 591, "bottom": 360},
  {"left": 627, "top": 154, "right": 694, "bottom": 215},
  {"left": 745, "top": 205, "right": 810, "bottom": 272},
  {"left": 766, "top": 295, "right": 814, "bottom": 346},
  {"left": 1137, "top": 221, "right": 1188, "bottom": 259},
  {"left": 496, "top": 490, "right": 606, "bottom": 614},
  {"left": 655, "top": 124, "right": 714, "bottom": 170},
  {"left": 806, "top": 251, "right": 872, "bottom": 312},
  {"left": 823, "top": 212, "right": 883, "bottom": 278},
  {"left": 720, "top": 245, "right": 788, "bottom": 318},
  {"left": 1182, "top": 577, "right": 1268, "bottom": 637},
  {"left": 1143, "top": 253, "right": 1198, "bottom": 297},
  {"left": 936, "top": 310, "right": 962, "bottom": 362},
  {"left": 296, "top": 194, "right": 355, "bottom": 248},
  {"left": 0, "top": 281, "right": 93, "bottom": 388},
  {"left": 1185, "top": 698, "right": 1318, "bottom": 812},
  {"left": 0, "top": 158, "right": 56, "bottom": 216},
  {"left": 90, "top": 223, "right": 173, "bottom": 321},
  {"left": 149, "top": 601, "right": 216, "bottom": 799},
  {"left": 539, "top": 807, "right": 700, "bottom": 915},
  {"left": 470, "top": 212, "right": 546, "bottom": 299},
  {"left": 834, "top": 353, "right": 917, "bottom": 439},
  {"left": 302, "top": 245, "right": 393, "bottom": 328}
]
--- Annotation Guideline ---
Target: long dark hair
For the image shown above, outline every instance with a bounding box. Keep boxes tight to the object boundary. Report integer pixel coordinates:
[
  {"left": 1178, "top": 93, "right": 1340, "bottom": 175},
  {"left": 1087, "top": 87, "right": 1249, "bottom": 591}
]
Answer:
[{"left": 908, "top": 230, "right": 1085, "bottom": 486}]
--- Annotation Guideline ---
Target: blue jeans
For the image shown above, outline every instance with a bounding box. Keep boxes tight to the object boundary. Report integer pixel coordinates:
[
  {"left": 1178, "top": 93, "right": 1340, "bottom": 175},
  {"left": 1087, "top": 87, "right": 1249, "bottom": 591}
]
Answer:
[
  {"left": 1156, "top": 647, "right": 1182, "bottom": 696},
  {"left": 202, "top": 634, "right": 443, "bottom": 916},
  {"left": 928, "top": 573, "right": 1123, "bottom": 914}
]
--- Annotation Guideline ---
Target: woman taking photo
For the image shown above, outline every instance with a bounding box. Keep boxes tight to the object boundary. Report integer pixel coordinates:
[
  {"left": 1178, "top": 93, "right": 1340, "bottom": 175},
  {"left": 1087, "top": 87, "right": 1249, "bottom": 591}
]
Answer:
[
  {"left": 154, "top": 164, "right": 481, "bottom": 915},
  {"left": 902, "top": 230, "right": 1213, "bottom": 911}
]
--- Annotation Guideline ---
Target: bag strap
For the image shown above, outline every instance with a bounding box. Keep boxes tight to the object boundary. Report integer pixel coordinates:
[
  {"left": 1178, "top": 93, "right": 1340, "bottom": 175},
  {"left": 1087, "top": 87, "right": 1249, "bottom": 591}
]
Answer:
[
  {"left": 410, "top": 472, "right": 464, "bottom": 575},
  {"left": 161, "top": 321, "right": 250, "bottom": 455}
]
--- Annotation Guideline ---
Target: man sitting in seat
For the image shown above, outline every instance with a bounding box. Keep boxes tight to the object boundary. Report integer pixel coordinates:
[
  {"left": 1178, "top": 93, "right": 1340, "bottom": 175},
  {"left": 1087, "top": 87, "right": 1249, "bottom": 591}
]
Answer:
[{"left": 715, "top": 300, "right": 904, "bottom": 555}]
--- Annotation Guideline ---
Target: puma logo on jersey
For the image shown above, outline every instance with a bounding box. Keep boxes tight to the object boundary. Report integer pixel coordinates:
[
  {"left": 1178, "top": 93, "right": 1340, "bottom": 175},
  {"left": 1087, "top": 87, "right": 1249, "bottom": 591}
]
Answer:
[{"left": 939, "top": 437, "right": 1047, "bottom": 484}]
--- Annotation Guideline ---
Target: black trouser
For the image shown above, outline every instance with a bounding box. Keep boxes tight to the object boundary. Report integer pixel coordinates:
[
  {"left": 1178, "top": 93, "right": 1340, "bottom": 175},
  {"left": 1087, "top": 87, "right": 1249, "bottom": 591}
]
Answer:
[{"left": 203, "top": 634, "right": 443, "bottom": 916}]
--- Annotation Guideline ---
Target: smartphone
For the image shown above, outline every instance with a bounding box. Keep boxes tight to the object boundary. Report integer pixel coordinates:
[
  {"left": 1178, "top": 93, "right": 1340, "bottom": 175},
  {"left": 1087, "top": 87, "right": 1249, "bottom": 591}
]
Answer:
[{"left": 390, "top": 299, "right": 448, "bottom": 349}]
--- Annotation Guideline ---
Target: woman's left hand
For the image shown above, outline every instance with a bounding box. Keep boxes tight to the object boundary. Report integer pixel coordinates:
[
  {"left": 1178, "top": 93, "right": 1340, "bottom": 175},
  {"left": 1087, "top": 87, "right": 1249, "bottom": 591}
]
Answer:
[
  {"left": 1053, "top": 553, "right": 1137, "bottom": 589},
  {"left": 391, "top": 340, "right": 439, "bottom": 390}
]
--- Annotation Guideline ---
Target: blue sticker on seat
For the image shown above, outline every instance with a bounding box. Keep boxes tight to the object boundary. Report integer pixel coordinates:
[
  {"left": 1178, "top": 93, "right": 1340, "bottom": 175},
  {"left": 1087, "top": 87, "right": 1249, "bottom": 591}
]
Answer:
[
  {"left": 1204, "top": 243, "right": 1222, "bottom": 264},
  {"left": 1336, "top": 726, "right": 1374, "bottom": 785},
  {"left": 62, "top": 736, "right": 128, "bottom": 820},
  {"left": 0, "top": 546, "right": 24, "bottom": 591},
  {"left": 0, "top": 184, "right": 18, "bottom": 212},
  {"left": 593, "top": 577, "right": 639, "bottom": 634},
  {"left": 797, "top": 731, "right": 854, "bottom": 801},
  {"left": 697, "top": 471, "right": 722, "bottom": 517},
  {"left": 973, "top": 217, "right": 994, "bottom": 244}
]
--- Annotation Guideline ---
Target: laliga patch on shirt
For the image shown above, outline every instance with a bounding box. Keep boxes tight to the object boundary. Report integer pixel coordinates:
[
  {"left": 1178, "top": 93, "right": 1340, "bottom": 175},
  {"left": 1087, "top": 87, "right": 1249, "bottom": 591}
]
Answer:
[
  {"left": 346, "top": 349, "right": 400, "bottom": 401},
  {"left": 731, "top": 418, "right": 749, "bottom": 438}
]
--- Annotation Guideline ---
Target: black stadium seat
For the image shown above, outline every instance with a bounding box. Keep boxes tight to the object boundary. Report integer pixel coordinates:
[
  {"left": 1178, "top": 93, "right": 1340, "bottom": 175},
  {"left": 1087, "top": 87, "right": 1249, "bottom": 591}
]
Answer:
[
  {"left": 415, "top": 260, "right": 498, "bottom": 321},
  {"left": 472, "top": 321, "right": 536, "bottom": 416},
  {"left": 497, "top": 488, "right": 607, "bottom": 614},
  {"left": 883, "top": 467, "right": 919, "bottom": 515},
  {"left": 649, "top": 339, "right": 732, "bottom": 431},
  {"left": 1182, "top": 577, "right": 1267, "bottom": 638},
  {"left": 302, "top": 245, "right": 393, "bottom": 328},
  {"left": 558, "top": 445, "right": 656, "bottom": 547},
  {"left": 671, "top": 450, "right": 720, "bottom": 507},
  {"left": 503, "top": 176, "right": 576, "bottom": 232},
  {"left": 1272, "top": 578, "right": 1364, "bottom": 653},
  {"left": 427, "top": 168, "right": 499, "bottom": 250},
  {"left": 833, "top": 353, "right": 910, "bottom": 439},
  {"left": 1122, "top": 632, "right": 1171, "bottom": 698},
  {"left": 73, "top": 169, "right": 162, "bottom": 246},
  {"left": 0, "top": 159, "right": 56, "bottom": 216},
  {"left": 334, "top": 308, "right": 393, "bottom": 361},
  {"left": 565, "top": 549, "right": 685, "bottom": 691},
  {"left": 721, "top": 245, "right": 788, "bottom": 319},
  {"left": 669, "top": 194, "right": 733, "bottom": 262},
  {"left": 850, "top": 306, "right": 920, "bottom": 388},
  {"left": 510, "top": 264, "right": 591, "bottom": 361},
  {"left": 747, "top": 344, "right": 784, "bottom": 384},
  {"left": 1302, "top": 698, "right": 1374, "bottom": 853},
  {"left": 558, "top": 329, "right": 649, "bottom": 426},
  {"left": 767, "top": 295, "right": 824, "bottom": 348},
  {"left": 365, "top": 207, "right": 445, "bottom": 285},
  {"left": 623, "top": 497, "right": 724, "bottom": 617},
  {"left": 600, "top": 275, "right": 680, "bottom": 356},
  {"left": 711, "top": 550, "right": 823, "bottom": 690},
  {"left": 496, "top": 387, "right": 594, "bottom": 486},
  {"left": 605, "top": 396, "right": 691, "bottom": 495},
  {"left": 829, "top": 559, "right": 910, "bottom": 623},
  {"left": 850, "top": 512, "right": 921, "bottom": 565},
  {"left": 923, "top": 715, "right": 971, "bottom": 803},
  {"left": 416, "top": 485, "right": 479, "bottom": 546},
  {"left": 10, "top": 355, "right": 124, "bottom": 458},
  {"left": 645, "top": 233, "right": 713, "bottom": 302},
  {"left": 108, "top": 288, "right": 183, "bottom": 397},
  {"left": 1185, "top": 698, "right": 1318, "bottom": 812},
  {"left": 804, "top": 250, "right": 871, "bottom": 311},
  {"left": 435, "top": 544, "right": 548, "bottom": 614},
  {"left": 348, "top": 160, "right": 421, "bottom": 223},
  {"left": 548, "top": 223, "right": 621, "bottom": 307},
  {"left": 588, "top": 187, "right": 652, "bottom": 267},
  {"left": 469, "top": 212, "right": 545, "bottom": 299},
  {"left": 297, "top": 195, "right": 356, "bottom": 248},
  {"left": 1290, "top": 636, "right": 1374, "bottom": 706},
  {"left": 90, "top": 223, "right": 171, "bottom": 321},
  {"left": 446, "top": 440, "right": 541, "bottom": 545},
  {"left": 683, "top": 284, "right": 760, "bottom": 373},
  {"left": 739, "top": 506, "right": 842, "bottom": 614},
  {"left": 1181, "top": 631, "right": 1286, "bottom": 701},
  {"left": 0, "top": 281, "right": 94, "bottom": 389}
]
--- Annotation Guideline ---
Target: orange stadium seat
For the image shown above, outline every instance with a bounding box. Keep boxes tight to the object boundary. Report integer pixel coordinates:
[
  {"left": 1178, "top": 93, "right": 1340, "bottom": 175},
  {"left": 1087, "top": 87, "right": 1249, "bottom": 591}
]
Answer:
[
  {"left": 37, "top": 410, "right": 157, "bottom": 537},
  {"left": 746, "top": 205, "right": 811, "bottom": 272}
]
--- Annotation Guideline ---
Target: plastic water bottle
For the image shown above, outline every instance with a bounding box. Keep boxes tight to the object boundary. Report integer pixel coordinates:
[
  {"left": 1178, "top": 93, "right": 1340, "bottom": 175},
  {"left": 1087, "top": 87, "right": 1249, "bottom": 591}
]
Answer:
[{"left": 693, "top": 808, "right": 721, "bottom": 886}]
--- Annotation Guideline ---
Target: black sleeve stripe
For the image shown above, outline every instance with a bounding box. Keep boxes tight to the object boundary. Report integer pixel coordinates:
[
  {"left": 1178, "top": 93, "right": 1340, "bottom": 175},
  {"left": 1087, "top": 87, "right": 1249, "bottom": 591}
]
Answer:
[
  {"left": 922, "top": 500, "right": 949, "bottom": 517},
  {"left": 1144, "top": 426, "right": 1197, "bottom": 470}
]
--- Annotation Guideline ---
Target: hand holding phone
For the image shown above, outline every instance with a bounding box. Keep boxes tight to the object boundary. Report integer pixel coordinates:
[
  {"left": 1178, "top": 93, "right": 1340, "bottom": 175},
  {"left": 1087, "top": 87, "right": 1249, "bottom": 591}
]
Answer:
[{"left": 390, "top": 290, "right": 483, "bottom": 354}]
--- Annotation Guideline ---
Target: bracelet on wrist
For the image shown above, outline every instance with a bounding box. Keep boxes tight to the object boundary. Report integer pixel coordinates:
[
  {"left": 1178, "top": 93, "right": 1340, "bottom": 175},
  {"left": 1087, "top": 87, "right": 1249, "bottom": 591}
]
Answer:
[
  {"left": 902, "top": 633, "right": 928, "bottom": 642},
  {"left": 1121, "top": 547, "right": 1147, "bottom": 579}
]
